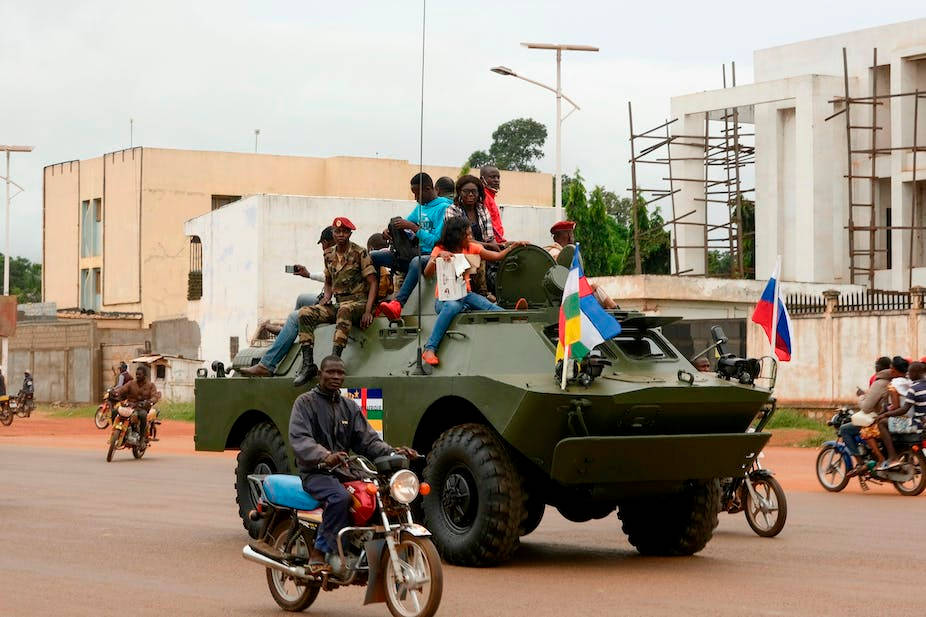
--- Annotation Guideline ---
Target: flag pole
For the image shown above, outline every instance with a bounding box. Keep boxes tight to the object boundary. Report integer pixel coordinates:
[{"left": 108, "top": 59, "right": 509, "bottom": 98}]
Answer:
[
  {"left": 770, "top": 255, "right": 781, "bottom": 359},
  {"left": 561, "top": 345, "right": 569, "bottom": 390}
]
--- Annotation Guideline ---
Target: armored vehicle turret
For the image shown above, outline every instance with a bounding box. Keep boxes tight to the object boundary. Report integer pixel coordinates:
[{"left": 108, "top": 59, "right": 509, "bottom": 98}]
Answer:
[{"left": 194, "top": 245, "right": 774, "bottom": 566}]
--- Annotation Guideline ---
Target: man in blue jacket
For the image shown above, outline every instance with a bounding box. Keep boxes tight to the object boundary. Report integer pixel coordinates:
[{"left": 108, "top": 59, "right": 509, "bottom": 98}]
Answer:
[{"left": 373, "top": 172, "right": 451, "bottom": 320}]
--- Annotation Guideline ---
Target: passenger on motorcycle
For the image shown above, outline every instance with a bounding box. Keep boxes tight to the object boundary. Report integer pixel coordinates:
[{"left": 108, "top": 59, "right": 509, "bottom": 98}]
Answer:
[
  {"left": 288, "top": 355, "right": 418, "bottom": 573},
  {"left": 840, "top": 361, "right": 893, "bottom": 474},
  {"left": 22, "top": 371, "right": 34, "bottom": 398},
  {"left": 112, "top": 365, "right": 161, "bottom": 445},
  {"left": 875, "top": 361, "right": 926, "bottom": 468}
]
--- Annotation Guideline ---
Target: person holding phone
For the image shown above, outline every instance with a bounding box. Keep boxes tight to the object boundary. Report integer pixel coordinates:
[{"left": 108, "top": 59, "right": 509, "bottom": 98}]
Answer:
[{"left": 239, "top": 227, "right": 336, "bottom": 377}]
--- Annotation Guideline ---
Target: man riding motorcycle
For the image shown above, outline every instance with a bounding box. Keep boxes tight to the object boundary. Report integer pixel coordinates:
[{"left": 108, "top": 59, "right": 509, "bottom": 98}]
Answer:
[
  {"left": 288, "top": 355, "right": 418, "bottom": 572},
  {"left": 112, "top": 365, "right": 161, "bottom": 446}
]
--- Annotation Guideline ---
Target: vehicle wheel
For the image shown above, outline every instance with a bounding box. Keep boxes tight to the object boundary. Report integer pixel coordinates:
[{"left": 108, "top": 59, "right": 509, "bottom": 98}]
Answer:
[
  {"left": 617, "top": 479, "right": 720, "bottom": 556},
  {"left": 236, "top": 422, "right": 291, "bottom": 538},
  {"left": 266, "top": 520, "right": 319, "bottom": 612},
  {"left": 94, "top": 406, "right": 111, "bottom": 430},
  {"left": 893, "top": 450, "right": 926, "bottom": 496},
  {"left": 520, "top": 492, "right": 545, "bottom": 537},
  {"left": 106, "top": 431, "right": 120, "bottom": 462},
  {"left": 815, "top": 445, "right": 850, "bottom": 492},
  {"left": 132, "top": 443, "right": 147, "bottom": 459},
  {"left": 384, "top": 535, "right": 443, "bottom": 617},
  {"left": 744, "top": 476, "right": 787, "bottom": 537},
  {"left": 556, "top": 499, "right": 616, "bottom": 523},
  {"left": 422, "top": 423, "right": 525, "bottom": 566},
  {"left": 0, "top": 408, "right": 12, "bottom": 426}
]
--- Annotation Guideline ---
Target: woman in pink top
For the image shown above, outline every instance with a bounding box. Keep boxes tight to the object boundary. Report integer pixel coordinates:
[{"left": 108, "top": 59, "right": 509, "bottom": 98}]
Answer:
[{"left": 421, "top": 217, "right": 524, "bottom": 366}]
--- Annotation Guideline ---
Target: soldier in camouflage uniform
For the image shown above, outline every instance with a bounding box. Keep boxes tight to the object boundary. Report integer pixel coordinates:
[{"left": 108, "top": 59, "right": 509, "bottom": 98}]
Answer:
[{"left": 293, "top": 217, "right": 378, "bottom": 386}]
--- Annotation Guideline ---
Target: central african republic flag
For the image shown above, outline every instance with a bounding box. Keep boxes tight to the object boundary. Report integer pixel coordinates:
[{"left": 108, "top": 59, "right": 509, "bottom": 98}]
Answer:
[{"left": 555, "top": 244, "right": 622, "bottom": 363}]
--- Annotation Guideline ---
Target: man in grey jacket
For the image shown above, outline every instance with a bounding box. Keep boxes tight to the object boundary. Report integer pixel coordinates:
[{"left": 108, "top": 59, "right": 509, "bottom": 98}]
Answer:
[{"left": 289, "top": 355, "right": 417, "bottom": 571}]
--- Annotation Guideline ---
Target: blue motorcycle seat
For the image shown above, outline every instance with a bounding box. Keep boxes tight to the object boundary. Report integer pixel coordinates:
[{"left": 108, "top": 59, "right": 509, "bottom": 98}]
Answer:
[{"left": 262, "top": 474, "right": 322, "bottom": 511}]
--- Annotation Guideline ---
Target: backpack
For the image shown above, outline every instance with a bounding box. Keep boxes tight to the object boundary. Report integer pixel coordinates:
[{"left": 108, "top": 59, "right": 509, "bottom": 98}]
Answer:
[{"left": 387, "top": 217, "right": 419, "bottom": 271}]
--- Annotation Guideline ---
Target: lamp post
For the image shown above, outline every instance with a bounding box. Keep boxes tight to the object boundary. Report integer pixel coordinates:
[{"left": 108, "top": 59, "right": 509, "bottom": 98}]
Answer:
[
  {"left": 0, "top": 145, "right": 33, "bottom": 376},
  {"left": 491, "top": 42, "right": 598, "bottom": 219}
]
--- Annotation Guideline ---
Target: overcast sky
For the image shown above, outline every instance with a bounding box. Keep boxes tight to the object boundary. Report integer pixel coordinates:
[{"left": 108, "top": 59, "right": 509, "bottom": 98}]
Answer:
[{"left": 2, "top": 1, "right": 924, "bottom": 263}]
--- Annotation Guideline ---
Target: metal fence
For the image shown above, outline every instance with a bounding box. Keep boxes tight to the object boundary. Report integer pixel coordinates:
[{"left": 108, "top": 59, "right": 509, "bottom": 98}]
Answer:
[
  {"left": 835, "top": 290, "right": 911, "bottom": 313},
  {"left": 785, "top": 293, "right": 827, "bottom": 315}
]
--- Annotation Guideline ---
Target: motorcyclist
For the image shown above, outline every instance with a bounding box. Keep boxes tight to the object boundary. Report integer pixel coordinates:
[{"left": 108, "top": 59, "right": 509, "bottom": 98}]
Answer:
[
  {"left": 115, "top": 362, "right": 134, "bottom": 388},
  {"left": 22, "top": 371, "right": 34, "bottom": 398},
  {"left": 288, "top": 355, "right": 417, "bottom": 572},
  {"left": 112, "top": 365, "right": 161, "bottom": 446}
]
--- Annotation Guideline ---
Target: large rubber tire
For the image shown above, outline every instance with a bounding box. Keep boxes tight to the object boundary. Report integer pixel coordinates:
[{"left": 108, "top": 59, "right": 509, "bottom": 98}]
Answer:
[
  {"left": 0, "top": 408, "right": 12, "bottom": 426},
  {"left": 94, "top": 406, "right": 110, "bottom": 430},
  {"left": 383, "top": 535, "right": 443, "bottom": 617},
  {"left": 236, "top": 422, "right": 291, "bottom": 538},
  {"left": 266, "top": 519, "right": 319, "bottom": 612},
  {"left": 744, "top": 476, "right": 787, "bottom": 537},
  {"left": 421, "top": 423, "right": 525, "bottom": 566},
  {"left": 617, "top": 479, "right": 721, "bottom": 556},
  {"left": 815, "top": 445, "right": 850, "bottom": 492},
  {"left": 132, "top": 443, "right": 147, "bottom": 459},
  {"left": 556, "top": 500, "right": 616, "bottom": 523},
  {"left": 106, "top": 429, "right": 121, "bottom": 463},
  {"left": 893, "top": 450, "right": 926, "bottom": 496}
]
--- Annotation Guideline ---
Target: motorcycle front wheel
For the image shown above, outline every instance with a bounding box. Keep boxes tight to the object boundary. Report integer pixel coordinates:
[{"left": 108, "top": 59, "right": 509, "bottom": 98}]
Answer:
[
  {"left": 815, "top": 445, "right": 850, "bottom": 492},
  {"left": 266, "top": 520, "right": 319, "bottom": 612},
  {"left": 893, "top": 450, "right": 926, "bottom": 496},
  {"left": 106, "top": 428, "right": 122, "bottom": 462},
  {"left": 94, "top": 406, "right": 110, "bottom": 430},
  {"left": 384, "top": 535, "right": 442, "bottom": 617},
  {"left": 744, "top": 476, "right": 787, "bottom": 537}
]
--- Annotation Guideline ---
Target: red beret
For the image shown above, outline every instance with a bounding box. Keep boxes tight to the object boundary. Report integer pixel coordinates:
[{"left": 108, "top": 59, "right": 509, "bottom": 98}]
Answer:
[
  {"left": 332, "top": 217, "right": 356, "bottom": 230},
  {"left": 550, "top": 220, "right": 576, "bottom": 234}
]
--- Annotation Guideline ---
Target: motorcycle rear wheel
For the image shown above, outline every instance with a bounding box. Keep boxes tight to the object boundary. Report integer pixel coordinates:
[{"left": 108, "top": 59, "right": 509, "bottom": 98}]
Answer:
[
  {"left": 0, "top": 408, "right": 12, "bottom": 426},
  {"left": 132, "top": 443, "right": 147, "bottom": 459},
  {"left": 94, "top": 406, "right": 110, "bottom": 430},
  {"left": 815, "top": 445, "right": 850, "bottom": 492},
  {"left": 266, "top": 520, "right": 319, "bottom": 612},
  {"left": 384, "top": 535, "right": 443, "bottom": 617},
  {"left": 892, "top": 450, "right": 926, "bottom": 496},
  {"left": 744, "top": 476, "right": 787, "bottom": 537}
]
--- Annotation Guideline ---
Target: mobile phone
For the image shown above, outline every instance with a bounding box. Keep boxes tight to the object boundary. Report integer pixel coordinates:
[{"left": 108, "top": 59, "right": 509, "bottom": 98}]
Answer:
[{"left": 285, "top": 265, "right": 296, "bottom": 273}]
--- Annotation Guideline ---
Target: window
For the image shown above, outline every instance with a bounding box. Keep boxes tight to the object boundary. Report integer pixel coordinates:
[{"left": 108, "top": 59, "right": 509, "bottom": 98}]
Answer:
[
  {"left": 606, "top": 333, "right": 676, "bottom": 360},
  {"left": 211, "top": 195, "right": 241, "bottom": 210},
  {"left": 79, "top": 268, "right": 101, "bottom": 311},
  {"left": 80, "top": 198, "right": 102, "bottom": 257},
  {"left": 155, "top": 365, "right": 166, "bottom": 380},
  {"left": 188, "top": 236, "right": 203, "bottom": 301}
]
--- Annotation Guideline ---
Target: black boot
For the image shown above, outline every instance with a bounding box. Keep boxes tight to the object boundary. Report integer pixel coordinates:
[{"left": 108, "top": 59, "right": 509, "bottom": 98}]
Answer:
[
  {"left": 293, "top": 345, "right": 318, "bottom": 387},
  {"left": 332, "top": 344, "right": 344, "bottom": 357}
]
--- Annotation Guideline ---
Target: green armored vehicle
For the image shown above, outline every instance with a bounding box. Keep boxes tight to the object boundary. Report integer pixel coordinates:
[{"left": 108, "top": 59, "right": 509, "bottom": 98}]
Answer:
[{"left": 194, "top": 245, "right": 774, "bottom": 566}]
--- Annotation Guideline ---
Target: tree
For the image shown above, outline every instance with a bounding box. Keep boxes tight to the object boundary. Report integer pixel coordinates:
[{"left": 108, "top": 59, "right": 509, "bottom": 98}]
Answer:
[
  {"left": 706, "top": 199, "right": 755, "bottom": 279},
  {"left": 465, "top": 118, "right": 548, "bottom": 172},
  {"left": 563, "top": 173, "right": 628, "bottom": 276},
  {"left": 624, "top": 199, "right": 671, "bottom": 275},
  {"left": 1, "top": 254, "right": 42, "bottom": 304}
]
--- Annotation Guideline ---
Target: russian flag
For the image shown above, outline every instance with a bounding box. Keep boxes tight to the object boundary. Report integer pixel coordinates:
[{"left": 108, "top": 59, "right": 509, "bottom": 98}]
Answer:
[{"left": 751, "top": 259, "right": 793, "bottom": 362}]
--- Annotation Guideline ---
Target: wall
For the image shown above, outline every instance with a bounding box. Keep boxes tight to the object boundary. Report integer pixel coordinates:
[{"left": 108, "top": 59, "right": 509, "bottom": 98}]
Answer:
[
  {"left": 186, "top": 194, "right": 561, "bottom": 365},
  {"left": 150, "top": 318, "right": 201, "bottom": 359},
  {"left": 9, "top": 321, "right": 97, "bottom": 402},
  {"left": 43, "top": 161, "right": 80, "bottom": 307}
]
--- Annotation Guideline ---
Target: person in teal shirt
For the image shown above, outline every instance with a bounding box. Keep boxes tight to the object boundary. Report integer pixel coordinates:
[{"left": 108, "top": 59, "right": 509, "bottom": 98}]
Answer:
[{"left": 371, "top": 173, "right": 451, "bottom": 320}]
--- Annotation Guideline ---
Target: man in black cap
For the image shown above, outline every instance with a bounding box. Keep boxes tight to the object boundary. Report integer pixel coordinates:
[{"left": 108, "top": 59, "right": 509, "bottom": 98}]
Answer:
[{"left": 239, "top": 226, "right": 337, "bottom": 377}]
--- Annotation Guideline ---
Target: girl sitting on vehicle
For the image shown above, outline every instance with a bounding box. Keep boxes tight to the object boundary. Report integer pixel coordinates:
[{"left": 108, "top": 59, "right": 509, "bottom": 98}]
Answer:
[{"left": 421, "top": 217, "right": 526, "bottom": 366}]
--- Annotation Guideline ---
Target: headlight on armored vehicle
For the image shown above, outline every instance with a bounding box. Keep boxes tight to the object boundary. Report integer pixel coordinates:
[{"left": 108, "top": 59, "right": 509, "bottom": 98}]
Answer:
[{"left": 389, "top": 469, "right": 420, "bottom": 504}]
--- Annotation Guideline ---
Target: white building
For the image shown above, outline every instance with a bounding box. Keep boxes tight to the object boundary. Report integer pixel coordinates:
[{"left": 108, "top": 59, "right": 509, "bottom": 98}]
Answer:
[
  {"left": 668, "top": 18, "right": 926, "bottom": 289},
  {"left": 184, "top": 194, "right": 559, "bottom": 365}
]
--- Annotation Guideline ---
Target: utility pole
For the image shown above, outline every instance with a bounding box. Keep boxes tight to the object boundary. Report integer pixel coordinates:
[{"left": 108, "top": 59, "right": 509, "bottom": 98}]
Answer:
[
  {"left": 0, "top": 145, "right": 33, "bottom": 376},
  {"left": 254, "top": 129, "right": 260, "bottom": 153}
]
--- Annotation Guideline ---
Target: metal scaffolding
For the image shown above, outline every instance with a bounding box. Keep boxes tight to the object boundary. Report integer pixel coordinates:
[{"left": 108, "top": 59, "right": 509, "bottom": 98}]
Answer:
[
  {"left": 627, "top": 63, "right": 754, "bottom": 277},
  {"left": 827, "top": 46, "right": 926, "bottom": 288}
]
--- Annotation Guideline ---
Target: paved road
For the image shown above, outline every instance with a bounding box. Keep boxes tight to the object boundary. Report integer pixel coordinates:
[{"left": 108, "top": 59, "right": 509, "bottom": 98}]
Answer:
[{"left": 1, "top": 442, "right": 922, "bottom": 617}]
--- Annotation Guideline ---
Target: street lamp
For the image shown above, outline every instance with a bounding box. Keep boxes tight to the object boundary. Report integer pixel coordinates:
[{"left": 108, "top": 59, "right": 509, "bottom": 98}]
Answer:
[
  {"left": 0, "top": 145, "right": 33, "bottom": 376},
  {"left": 491, "top": 42, "right": 598, "bottom": 218}
]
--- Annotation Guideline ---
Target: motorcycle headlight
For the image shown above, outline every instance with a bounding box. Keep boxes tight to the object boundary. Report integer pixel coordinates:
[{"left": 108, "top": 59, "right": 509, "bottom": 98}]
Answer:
[{"left": 388, "top": 469, "right": 420, "bottom": 504}]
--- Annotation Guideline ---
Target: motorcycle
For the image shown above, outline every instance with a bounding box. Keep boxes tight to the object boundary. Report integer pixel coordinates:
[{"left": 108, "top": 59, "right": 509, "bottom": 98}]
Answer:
[
  {"left": 94, "top": 388, "right": 119, "bottom": 430},
  {"left": 720, "top": 400, "right": 788, "bottom": 537},
  {"left": 106, "top": 400, "right": 160, "bottom": 462},
  {"left": 1, "top": 390, "right": 36, "bottom": 426},
  {"left": 243, "top": 454, "right": 442, "bottom": 617},
  {"left": 816, "top": 407, "right": 926, "bottom": 495}
]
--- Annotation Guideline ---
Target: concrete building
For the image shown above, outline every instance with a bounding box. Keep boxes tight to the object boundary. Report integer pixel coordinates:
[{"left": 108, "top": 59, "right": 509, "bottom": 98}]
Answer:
[
  {"left": 43, "top": 148, "right": 552, "bottom": 327},
  {"left": 666, "top": 19, "right": 926, "bottom": 289},
  {"left": 184, "top": 194, "right": 560, "bottom": 365}
]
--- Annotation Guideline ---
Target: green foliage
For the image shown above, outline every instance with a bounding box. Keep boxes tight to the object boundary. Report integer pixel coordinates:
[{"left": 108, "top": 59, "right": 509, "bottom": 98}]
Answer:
[
  {"left": 625, "top": 200, "right": 670, "bottom": 275},
  {"left": 706, "top": 199, "right": 755, "bottom": 279},
  {"left": 51, "top": 401, "right": 195, "bottom": 422},
  {"left": 563, "top": 174, "right": 628, "bottom": 276},
  {"left": 0, "top": 254, "right": 41, "bottom": 303},
  {"left": 764, "top": 408, "right": 829, "bottom": 431},
  {"left": 466, "top": 118, "right": 547, "bottom": 172}
]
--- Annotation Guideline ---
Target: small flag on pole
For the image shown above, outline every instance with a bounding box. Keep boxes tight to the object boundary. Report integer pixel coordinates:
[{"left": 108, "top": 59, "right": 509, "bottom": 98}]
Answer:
[
  {"left": 556, "top": 244, "right": 622, "bottom": 386},
  {"left": 751, "top": 257, "right": 793, "bottom": 362}
]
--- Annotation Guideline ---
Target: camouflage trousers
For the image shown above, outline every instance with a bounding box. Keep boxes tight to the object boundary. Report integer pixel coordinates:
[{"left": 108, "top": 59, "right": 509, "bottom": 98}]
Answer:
[{"left": 297, "top": 300, "right": 367, "bottom": 347}]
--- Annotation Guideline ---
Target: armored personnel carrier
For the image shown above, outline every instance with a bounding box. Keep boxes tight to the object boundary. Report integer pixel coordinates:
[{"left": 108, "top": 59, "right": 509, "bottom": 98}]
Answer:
[{"left": 194, "top": 245, "right": 774, "bottom": 566}]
